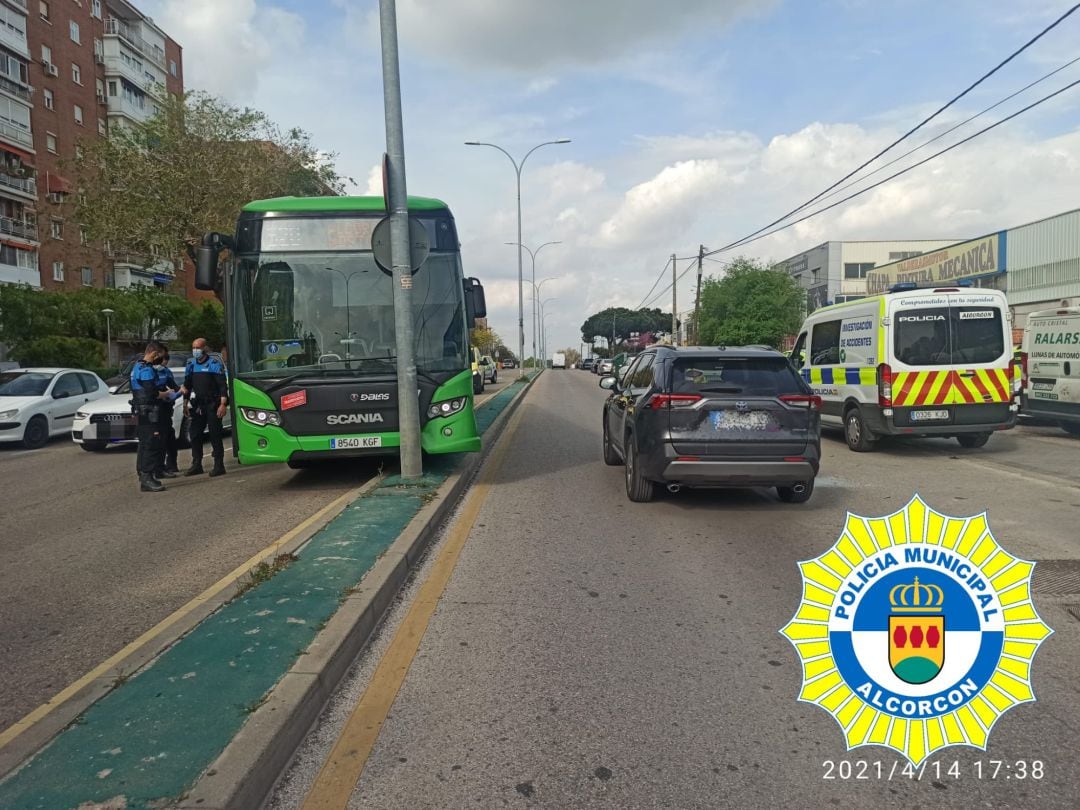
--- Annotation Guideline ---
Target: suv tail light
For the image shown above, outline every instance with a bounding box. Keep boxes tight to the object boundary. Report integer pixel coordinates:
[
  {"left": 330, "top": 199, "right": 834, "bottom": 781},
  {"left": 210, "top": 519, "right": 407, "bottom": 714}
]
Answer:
[
  {"left": 647, "top": 393, "right": 702, "bottom": 410},
  {"left": 778, "top": 394, "right": 822, "bottom": 410},
  {"left": 877, "top": 363, "right": 893, "bottom": 407}
]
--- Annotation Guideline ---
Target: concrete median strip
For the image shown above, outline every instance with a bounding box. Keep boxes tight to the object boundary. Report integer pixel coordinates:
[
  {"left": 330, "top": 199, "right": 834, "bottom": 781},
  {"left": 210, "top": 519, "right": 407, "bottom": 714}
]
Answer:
[{"left": 0, "top": 375, "right": 539, "bottom": 810}]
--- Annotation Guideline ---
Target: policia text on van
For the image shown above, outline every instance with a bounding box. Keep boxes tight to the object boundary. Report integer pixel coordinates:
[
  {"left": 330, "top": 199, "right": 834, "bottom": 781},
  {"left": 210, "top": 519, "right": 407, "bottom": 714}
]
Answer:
[{"left": 791, "top": 283, "right": 1019, "bottom": 452}]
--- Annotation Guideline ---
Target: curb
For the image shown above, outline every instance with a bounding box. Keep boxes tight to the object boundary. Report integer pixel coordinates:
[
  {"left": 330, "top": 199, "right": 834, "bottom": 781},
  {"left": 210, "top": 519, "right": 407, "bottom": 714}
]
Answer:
[
  {"left": 0, "top": 479, "right": 381, "bottom": 782},
  {"left": 177, "top": 373, "right": 540, "bottom": 810}
]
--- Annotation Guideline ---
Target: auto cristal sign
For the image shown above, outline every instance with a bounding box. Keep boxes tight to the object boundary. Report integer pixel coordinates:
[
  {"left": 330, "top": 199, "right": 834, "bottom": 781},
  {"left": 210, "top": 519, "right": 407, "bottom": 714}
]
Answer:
[{"left": 781, "top": 496, "right": 1051, "bottom": 765}]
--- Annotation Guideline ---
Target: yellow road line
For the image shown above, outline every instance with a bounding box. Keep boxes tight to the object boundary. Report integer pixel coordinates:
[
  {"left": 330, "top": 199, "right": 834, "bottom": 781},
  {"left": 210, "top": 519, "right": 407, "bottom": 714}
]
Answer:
[
  {"left": 0, "top": 482, "right": 370, "bottom": 752},
  {"left": 301, "top": 402, "right": 528, "bottom": 810}
]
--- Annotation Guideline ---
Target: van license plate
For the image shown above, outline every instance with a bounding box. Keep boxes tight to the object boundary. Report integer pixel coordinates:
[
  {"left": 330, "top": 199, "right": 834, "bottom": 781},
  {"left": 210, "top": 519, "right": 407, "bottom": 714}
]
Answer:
[
  {"left": 330, "top": 437, "right": 382, "bottom": 449},
  {"left": 910, "top": 410, "right": 949, "bottom": 421}
]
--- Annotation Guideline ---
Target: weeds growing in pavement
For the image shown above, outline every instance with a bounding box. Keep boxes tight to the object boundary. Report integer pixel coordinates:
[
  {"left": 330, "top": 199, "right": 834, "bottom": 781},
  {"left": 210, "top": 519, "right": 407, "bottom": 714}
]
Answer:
[{"left": 233, "top": 553, "right": 299, "bottom": 599}]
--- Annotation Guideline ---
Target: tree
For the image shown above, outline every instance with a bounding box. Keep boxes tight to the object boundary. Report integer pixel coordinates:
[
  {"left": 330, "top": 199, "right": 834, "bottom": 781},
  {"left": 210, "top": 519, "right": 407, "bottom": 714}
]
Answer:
[
  {"left": 560, "top": 348, "right": 582, "bottom": 366},
  {"left": 580, "top": 307, "right": 673, "bottom": 347},
  {"left": 469, "top": 326, "right": 503, "bottom": 356},
  {"left": 73, "top": 91, "right": 350, "bottom": 266},
  {"left": 0, "top": 284, "right": 222, "bottom": 366},
  {"left": 696, "top": 257, "right": 805, "bottom": 349}
]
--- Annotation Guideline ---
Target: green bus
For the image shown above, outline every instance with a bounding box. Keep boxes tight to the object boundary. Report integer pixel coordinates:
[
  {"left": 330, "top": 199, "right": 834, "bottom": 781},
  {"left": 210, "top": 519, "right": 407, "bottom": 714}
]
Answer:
[{"left": 194, "top": 196, "right": 487, "bottom": 467}]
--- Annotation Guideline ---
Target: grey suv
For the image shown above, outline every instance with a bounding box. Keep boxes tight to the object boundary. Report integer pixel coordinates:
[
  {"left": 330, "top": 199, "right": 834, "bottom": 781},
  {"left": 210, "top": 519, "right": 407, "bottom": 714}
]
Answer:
[{"left": 600, "top": 346, "right": 821, "bottom": 503}]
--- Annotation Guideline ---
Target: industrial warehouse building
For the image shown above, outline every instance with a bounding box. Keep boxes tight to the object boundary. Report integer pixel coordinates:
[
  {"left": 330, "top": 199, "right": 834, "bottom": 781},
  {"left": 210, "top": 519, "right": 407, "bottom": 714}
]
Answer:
[{"left": 781, "top": 208, "right": 1080, "bottom": 328}]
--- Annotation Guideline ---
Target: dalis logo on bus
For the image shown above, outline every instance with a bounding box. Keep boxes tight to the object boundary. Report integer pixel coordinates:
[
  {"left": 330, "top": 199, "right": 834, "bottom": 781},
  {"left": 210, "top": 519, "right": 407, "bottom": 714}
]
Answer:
[{"left": 780, "top": 496, "right": 1051, "bottom": 765}]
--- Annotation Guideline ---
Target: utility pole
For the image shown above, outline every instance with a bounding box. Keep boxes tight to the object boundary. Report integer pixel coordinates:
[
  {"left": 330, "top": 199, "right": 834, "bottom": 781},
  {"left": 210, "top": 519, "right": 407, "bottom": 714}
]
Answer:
[
  {"left": 693, "top": 244, "right": 704, "bottom": 345},
  {"left": 379, "top": 0, "right": 422, "bottom": 479},
  {"left": 671, "top": 254, "right": 677, "bottom": 346}
]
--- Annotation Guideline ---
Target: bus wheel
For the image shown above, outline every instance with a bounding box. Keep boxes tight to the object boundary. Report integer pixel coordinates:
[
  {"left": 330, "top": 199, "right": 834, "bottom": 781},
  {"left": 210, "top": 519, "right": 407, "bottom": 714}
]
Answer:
[
  {"left": 956, "top": 432, "right": 991, "bottom": 449},
  {"left": 844, "top": 407, "right": 876, "bottom": 452}
]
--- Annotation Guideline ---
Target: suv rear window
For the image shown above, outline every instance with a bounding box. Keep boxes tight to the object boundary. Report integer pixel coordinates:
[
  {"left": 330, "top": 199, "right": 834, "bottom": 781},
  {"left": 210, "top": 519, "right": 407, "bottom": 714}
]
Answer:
[{"left": 672, "top": 357, "right": 807, "bottom": 396}]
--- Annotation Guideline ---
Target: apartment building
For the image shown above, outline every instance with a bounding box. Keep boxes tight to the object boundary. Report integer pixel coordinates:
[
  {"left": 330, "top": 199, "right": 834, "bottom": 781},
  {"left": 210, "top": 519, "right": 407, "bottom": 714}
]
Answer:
[{"left": 0, "top": 0, "right": 182, "bottom": 292}]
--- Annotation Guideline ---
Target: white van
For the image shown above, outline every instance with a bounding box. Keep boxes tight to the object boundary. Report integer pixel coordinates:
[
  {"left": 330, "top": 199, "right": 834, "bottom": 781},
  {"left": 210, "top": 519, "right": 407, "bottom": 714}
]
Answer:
[
  {"left": 1021, "top": 304, "right": 1080, "bottom": 436},
  {"left": 552, "top": 352, "right": 566, "bottom": 369},
  {"left": 791, "top": 285, "right": 1018, "bottom": 451}
]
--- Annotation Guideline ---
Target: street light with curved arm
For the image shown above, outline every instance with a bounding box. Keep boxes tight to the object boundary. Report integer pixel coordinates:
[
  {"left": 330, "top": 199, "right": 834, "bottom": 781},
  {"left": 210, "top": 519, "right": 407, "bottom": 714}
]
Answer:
[
  {"left": 539, "top": 297, "right": 558, "bottom": 363},
  {"left": 465, "top": 138, "right": 570, "bottom": 372},
  {"left": 541, "top": 307, "right": 558, "bottom": 367},
  {"left": 507, "top": 241, "right": 560, "bottom": 368}
]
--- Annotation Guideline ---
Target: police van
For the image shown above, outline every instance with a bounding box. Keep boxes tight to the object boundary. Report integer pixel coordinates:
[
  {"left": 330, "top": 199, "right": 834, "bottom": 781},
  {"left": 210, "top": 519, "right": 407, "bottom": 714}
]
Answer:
[
  {"left": 791, "top": 284, "right": 1018, "bottom": 451},
  {"left": 1020, "top": 303, "right": 1080, "bottom": 436}
]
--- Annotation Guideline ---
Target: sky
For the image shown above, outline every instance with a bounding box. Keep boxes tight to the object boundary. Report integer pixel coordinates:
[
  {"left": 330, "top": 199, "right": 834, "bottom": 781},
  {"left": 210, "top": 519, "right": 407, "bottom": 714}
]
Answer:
[{"left": 139, "top": 0, "right": 1080, "bottom": 357}]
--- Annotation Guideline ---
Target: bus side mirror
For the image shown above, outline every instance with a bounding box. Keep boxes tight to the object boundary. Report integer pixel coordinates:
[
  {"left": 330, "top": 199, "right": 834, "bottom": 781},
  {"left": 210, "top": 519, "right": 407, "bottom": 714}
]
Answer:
[
  {"left": 469, "top": 278, "right": 487, "bottom": 318},
  {"left": 463, "top": 278, "right": 487, "bottom": 326},
  {"left": 195, "top": 244, "right": 219, "bottom": 291}
]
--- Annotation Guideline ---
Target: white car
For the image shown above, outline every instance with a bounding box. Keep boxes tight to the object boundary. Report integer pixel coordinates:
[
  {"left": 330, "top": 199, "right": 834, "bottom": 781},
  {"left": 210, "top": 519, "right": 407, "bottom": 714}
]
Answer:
[
  {"left": 73, "top": 361, "right": 232, "bottom": 452},
  {"left": 0, "top": 368, "right": 111, "bottom": 449}
]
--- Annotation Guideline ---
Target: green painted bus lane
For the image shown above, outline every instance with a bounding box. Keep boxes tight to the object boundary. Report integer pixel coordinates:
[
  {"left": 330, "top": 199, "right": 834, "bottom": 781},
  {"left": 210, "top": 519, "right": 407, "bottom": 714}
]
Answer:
[{"left": 0, "top": 375, "right": 535, "bottom": 810}]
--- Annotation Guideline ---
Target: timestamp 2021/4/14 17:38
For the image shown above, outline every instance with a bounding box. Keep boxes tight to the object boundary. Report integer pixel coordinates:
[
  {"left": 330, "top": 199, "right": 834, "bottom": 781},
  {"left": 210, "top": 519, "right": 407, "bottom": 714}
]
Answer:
[{"left": 822, "top": 759, "right": 1045, "bottom": 781}]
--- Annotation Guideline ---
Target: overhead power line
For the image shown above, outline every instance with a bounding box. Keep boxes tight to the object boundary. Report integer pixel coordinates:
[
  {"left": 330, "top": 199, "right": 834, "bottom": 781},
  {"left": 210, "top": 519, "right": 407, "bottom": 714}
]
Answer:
[
  {"left": 633, "top": 255, "right": 672, "bottom": 311},
  {"left": 716, "top": 75, "right": 1080, "bottom": 254},
  {"left": 639, "top": 72, "right": 1080, "bottom": 307},
  {"left": 809, "top": 53, "right": 1080, "bottom": 211},
  {"left": 703, "top": 2, "right": 1080, "bottom": 259}
]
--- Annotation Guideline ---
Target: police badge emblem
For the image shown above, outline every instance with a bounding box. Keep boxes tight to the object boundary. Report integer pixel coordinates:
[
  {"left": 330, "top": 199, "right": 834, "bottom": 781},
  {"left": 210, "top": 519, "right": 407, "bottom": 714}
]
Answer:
[{"left": 781, "top": 496, "right": 1051, "bottom": 765}]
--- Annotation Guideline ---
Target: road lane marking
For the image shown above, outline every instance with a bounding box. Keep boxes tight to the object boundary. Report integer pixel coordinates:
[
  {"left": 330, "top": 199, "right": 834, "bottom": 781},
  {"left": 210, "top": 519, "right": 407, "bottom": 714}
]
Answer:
[
  {"left": 0, "top": 479, "right": 373, "bottom": 753},
  {"left": 301, "top": 401, "right": 528, "bottom": 810}
]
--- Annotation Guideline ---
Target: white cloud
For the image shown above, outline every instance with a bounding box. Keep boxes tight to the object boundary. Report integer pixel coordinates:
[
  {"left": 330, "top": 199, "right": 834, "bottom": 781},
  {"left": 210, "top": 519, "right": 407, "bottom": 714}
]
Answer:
[
  {"left": 395, "top": 0, "right": 770, "bottom": 70},
  {"left": 526, "top": 77, "right": 558, "bottom": 96},
  {"left": 363, "top": 164, "right": 383, "bottom": 196},
  {"left": 141, "top": 0, "right": 306, "bottom": 99}
]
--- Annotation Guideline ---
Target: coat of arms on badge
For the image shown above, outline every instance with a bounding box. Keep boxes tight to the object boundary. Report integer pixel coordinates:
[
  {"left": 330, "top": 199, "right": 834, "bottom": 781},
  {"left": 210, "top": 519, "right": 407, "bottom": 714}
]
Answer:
[{"left": 781, "top": 496, "right": 1052, "bottom": 765}]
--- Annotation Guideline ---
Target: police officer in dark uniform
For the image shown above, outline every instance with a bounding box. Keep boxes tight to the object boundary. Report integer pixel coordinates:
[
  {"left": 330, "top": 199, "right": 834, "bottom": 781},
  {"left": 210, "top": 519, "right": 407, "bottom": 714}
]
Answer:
[
  {"left": 182, "top": 337, "right": 228, "bottom": 477},
  {"left": 154, "top": 347, "right": 181, "bottom": 479},
  {"left": 131, "top": 341, "right": 173, "bottom": 492}
]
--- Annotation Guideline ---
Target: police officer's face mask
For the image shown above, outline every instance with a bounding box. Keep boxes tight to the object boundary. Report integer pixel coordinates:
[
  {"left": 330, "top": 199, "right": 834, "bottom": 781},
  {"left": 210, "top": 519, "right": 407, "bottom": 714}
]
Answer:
[{"left": 193, "top": 348, "right": 205, "bottom": 360}]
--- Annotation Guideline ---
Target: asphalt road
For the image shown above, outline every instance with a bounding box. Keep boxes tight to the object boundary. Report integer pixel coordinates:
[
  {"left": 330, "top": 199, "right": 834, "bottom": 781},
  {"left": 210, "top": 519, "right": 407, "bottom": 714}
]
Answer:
[
  {"left": 272, "top": 369, "right": 1080, "bottom": 810},
  {"left": 0, "top": 378, "right": 512, "bottom": 736}
]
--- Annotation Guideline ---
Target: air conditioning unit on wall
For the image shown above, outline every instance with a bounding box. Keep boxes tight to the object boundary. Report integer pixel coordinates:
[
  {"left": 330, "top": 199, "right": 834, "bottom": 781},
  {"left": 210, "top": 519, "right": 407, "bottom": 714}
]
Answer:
[{"left": 46, "top": 64, "right": 59, "bottom": 77}]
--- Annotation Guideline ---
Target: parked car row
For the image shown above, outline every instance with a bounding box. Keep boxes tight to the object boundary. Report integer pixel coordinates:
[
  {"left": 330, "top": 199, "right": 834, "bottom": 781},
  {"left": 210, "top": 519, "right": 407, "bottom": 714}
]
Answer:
[
  {"left": 0, "top": 368, "right": 111, "bottom": 449},
  {"left": 0, "top": 361, "right": 232, "bottom": 451}
]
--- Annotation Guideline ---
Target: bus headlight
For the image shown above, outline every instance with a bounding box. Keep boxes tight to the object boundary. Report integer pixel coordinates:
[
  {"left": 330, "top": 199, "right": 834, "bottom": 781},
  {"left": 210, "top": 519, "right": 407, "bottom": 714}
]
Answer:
[
  {"left": 427, "top": 396, "right": 467, "bottom": 419},
  {"left": 240, "top": 407, "right": 282, "bottom": 427}
]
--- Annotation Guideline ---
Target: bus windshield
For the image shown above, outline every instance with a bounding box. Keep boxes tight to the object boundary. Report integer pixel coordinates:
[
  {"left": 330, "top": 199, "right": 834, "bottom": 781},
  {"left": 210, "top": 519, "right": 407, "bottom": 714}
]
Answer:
[{"left": 231, "top": 252, "right": 468, "bottom": 378}]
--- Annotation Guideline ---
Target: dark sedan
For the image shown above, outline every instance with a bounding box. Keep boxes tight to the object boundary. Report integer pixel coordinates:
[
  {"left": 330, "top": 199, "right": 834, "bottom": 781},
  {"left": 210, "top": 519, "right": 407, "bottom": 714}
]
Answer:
[{"left": 600, "top": 346, "right": 821, "bottom": 503}]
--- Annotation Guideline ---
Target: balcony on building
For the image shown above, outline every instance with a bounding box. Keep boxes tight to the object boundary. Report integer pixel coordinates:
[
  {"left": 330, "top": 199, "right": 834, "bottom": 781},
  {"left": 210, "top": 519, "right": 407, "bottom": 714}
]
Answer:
[
  {"left": 0, "top": 142, "right": 34, "bottom": 202},
  {"left": 105, "top": 80, "right": 156, "bottom": 124},
  {"left": 103, "top": 16, "right": 166, "bottom": 70},
  {"left": 102, "top": 56, "right": 163, "bottom": 101},
  {"left": 0, "top": 3, "right": 29, "bottom": 60},
  {"left": 106, "top": 242, "right": 176, "bottom": 289},
  {"left": 0, "top": 236, "right": 38, "bottom": 287}
]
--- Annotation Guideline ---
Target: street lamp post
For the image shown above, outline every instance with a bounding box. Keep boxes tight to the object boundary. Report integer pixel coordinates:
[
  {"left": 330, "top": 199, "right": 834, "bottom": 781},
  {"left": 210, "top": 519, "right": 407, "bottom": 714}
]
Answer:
[
  {"left": 465, "top": 138, "right": 570, "bottom": 375},
  {"left": 541, "top": 309, "right": 556, "bottom": 367},
  {"left": 528, "top": 277, "right": 558, "bottom": 367},
  {"left": 539, "top": 297, "right": 558, "bottom": 362},
  {"left": 507, "top": 241, "right": 560, "bottom": 369},
  {"left": 100, "top": 308, "right": 114, "bottom": 366}
]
